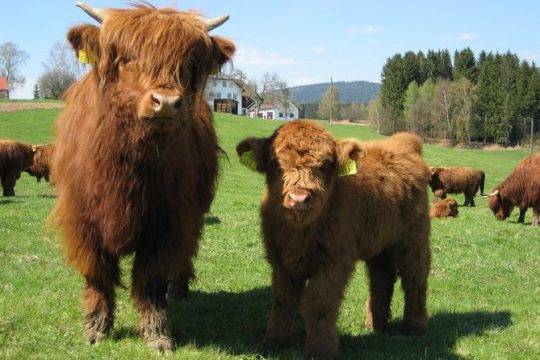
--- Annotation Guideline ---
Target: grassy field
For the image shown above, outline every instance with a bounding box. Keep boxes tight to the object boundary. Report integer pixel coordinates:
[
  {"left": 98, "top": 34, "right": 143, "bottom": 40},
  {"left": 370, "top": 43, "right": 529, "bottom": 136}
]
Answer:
[{"left": 0, "top": 108, "right": 539, "bottom": 359}]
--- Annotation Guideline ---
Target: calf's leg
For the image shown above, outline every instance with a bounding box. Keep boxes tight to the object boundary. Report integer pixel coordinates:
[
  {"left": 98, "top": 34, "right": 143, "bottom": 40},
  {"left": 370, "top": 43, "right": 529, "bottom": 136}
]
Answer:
[
  {"left": 300, "top": 265, "right": 352, "bottom": 360},
  {"left": 364, "top": 252, "right": 397, "bottom": 333},
  {"left": 263, "top": 265, "right": 304, "bottom": 351}
]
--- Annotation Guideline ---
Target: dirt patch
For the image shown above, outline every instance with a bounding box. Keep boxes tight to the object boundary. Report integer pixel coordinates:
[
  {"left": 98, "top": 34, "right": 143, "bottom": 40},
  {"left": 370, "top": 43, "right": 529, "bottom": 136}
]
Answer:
[{"left": 0, "top": 102, "right": 64, "bottom": 112}]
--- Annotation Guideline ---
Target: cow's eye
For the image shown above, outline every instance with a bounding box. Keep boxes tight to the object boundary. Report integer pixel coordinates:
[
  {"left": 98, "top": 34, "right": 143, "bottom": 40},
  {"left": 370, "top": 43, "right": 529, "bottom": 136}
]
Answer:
[{"left": 119, "top": 56, "right": 130, "bottom": 64}]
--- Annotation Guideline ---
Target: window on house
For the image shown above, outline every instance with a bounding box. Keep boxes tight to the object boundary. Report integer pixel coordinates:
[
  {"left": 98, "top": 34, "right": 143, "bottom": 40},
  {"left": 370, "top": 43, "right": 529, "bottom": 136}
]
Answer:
[
  {"left": 233, "top": 94, "right": 237, "bottom": 100},
  {"left": 279, "top": 113, "right": 284, "bottom": 118},
  {"left": 222, "top": 81, "right": 227, "bottom": 87},
  {"left": 290, "top": 113, "right": 294, "bottom": 118},
  {"left": 213, "top": 80, "right": 217, "bottom": 87},
  {"left": 217, "top": 92, "right": 221, "bottom": 98}
]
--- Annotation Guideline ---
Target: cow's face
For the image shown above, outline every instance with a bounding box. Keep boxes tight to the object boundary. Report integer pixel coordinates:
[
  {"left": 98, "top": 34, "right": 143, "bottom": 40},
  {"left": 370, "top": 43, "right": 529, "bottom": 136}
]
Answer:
[
  {"left": 237, "top": 121, "right": 362, "bottom": 227},
  {"left": 487, "top": 189, "right": 513, "bottom": 220},
  {"left": 428, "top": 167, "right": 444, "bottom": 189},
  {"left": 68, "top": 4, "right": 234, "bottom": 131}
]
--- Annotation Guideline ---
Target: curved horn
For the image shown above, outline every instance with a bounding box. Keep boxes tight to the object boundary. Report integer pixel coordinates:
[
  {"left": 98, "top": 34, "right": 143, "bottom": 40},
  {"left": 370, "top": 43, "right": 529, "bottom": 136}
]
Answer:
[
  {"left": 205, "top": 15, "right": 230, "bottom": 31},
  {"left": 487, "top": 189, "right": 499, "bottom": 197},
  {"left": 76, "top": 2, "right": 105, "bottom": 23}
]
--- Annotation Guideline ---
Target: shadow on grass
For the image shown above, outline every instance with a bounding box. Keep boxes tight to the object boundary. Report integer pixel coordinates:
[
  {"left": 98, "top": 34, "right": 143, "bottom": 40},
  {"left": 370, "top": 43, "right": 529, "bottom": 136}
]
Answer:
[
  {"left": 205, "top": 215, "right": 221, "bottom": 226},
  {"left": 162, "top": 287, "right": 512, "bottom": 359}
]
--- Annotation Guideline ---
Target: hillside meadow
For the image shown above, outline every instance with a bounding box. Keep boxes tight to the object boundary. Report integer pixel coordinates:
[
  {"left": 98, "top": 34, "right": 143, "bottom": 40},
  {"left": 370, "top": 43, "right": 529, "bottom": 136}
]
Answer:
[{"left": 0, "top": 108, "right": 539, "bottom": 359}]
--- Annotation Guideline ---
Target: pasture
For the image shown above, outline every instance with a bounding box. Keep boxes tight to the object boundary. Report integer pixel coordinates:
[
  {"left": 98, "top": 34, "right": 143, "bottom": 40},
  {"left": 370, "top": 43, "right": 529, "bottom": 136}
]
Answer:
[{"left": 1, "top": 108, "right": 539, "bottom": 359}]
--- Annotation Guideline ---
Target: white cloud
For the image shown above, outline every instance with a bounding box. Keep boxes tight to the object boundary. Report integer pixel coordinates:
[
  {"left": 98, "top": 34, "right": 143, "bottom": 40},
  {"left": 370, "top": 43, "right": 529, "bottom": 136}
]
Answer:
[
  {"left": 235, "top": 46, "right": 294, "bottom": 66},
  {"left": 311, "top": 46, "right": 326, "bottom": 54},
  {"left": 347, "top": 25, "right": 382, "bottom": 34},
  {"left": 520, "top": 51, "right": 540, "bottom": 63},
  {"left": 457, "top": 32, "right": 477, "bottom": 41}
]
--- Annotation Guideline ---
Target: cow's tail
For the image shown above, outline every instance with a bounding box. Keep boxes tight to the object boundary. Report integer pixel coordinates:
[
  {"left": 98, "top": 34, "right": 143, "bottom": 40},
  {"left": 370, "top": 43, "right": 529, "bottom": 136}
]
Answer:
[{"left": 479, "top": 171, "right": 485, "bottom": 196}]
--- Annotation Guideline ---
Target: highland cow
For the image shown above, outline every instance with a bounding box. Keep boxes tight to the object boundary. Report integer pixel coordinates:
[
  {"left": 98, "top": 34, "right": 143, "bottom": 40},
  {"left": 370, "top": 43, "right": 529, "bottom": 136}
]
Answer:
[
  {"left": 237, "top": 122, "right": 431, "bottom": 359},
  {"left": 0, "top": 140, "right": 34, "bottom": 196},
  {"left": 487, "top": 154, "right": 540, "bottom": 226},
  {"left": 26, "top": 144, "right": 53, "bottom": 183},
  {"left": 50, "top": 2, "right": 234, "bottom": 351},
  {"left": 430, "top": 198, "right": 459, "bottom": 218},
  {"left": 429, "top": 166, "right": 485, "bottom": 206}
]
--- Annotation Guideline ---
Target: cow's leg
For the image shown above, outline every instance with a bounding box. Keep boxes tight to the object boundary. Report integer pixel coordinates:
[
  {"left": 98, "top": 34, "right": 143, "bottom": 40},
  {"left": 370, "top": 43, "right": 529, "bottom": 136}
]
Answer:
[
  {"left": 518, "top": 207, "right": 527, "bottom": 223},
  {"left": 468, "top": 193, "right": 476, "bottom": 207},
  {"left": 300, "top": 265, "right": 352, "bottom": 360},
  {"left": 167, "top": 259, "right": 194, "bottom": 301},
  {"left": 1, "top": 172, "right": 17, "bottom": 196},
  {"left": 263, "top": 265, "right": 304, "bottom": 352},
  {"left": 531, "top": 208, "right": 539, "bottom": 226},
  {"left": 132, "top": 251, "right": 174, "bottom": 353},
  {"left": 82, "top": 251, "right": 119, "bottom": 344},
  {"left": 396, "top": 240, "right": 430, "bottom": 335},
  {"left": 364, "top": 252, "right": 397, "bottom": 333}
]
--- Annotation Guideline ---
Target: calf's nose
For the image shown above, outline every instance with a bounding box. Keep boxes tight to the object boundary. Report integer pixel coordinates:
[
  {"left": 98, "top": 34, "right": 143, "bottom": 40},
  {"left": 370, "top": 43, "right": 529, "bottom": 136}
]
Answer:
[
  {"left": 286, "top": 190, "right": 311, "bottom": 210},
  {"left": 151, "top": 93, "right": 181, "bottom": 118}
]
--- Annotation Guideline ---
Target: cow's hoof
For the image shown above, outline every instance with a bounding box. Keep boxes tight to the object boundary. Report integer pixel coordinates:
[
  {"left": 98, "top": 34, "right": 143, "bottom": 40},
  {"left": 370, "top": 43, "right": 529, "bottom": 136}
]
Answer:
[
  {"left": 85, "top": 329, "right": 107, "bottom": 345},
  {"left": 146, "top": 336, "right": 173, "bottom": 354}
]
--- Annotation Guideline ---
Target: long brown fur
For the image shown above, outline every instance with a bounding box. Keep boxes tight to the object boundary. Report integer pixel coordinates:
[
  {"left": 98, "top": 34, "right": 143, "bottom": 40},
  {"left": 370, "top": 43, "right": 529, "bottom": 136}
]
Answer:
[
  {"left": 237, "top": 122, "right": 431, "bottom": 359},
  {"left": 26, "top": 144, "right": 53, "bottom": 183},
  {"left": 0, "top": 140, "right": 34, "bottom": 196},
  {"left": 50, "top": 3, "right": 234, "bottom": 352},
  {"left": 429, "top": 166, "right": 485, "bottom": 206},
  {"left": 430, "top": 198, "right": 459, "bottom": 218},
  {"left": 487, "top": 154, "right": 540, "bottom": 226}
]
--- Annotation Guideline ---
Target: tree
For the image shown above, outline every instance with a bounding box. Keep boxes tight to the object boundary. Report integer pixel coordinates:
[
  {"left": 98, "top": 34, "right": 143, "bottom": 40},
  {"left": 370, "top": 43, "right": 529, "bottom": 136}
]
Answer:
[
  {"left": 318, "top": 85, "right": 340, "bottom": 121},
  {"left": 453, "top": 48, "right": 478, "bottom": 83},
  {"left": 33, "top": 83, "right": 41, "bottom": 100},
  {"left": 432, "top": 79, "right": 453, "bottom": 139},
  {"left": 451, "top": 78, "right": 475, "bottom": 144},
  {"left": 379, "top": 54, "right": 408, "bottom": 133},
  {"left": 38, "top": 42, "right": 80, "bottom": 99},
  {"left": 273, "top": 78, "right": 293, "bottom": 120},
  {"left": 0, "top": 42, "right": 29, "bottom": 98},
  {"left": 341, "top": 102, "right": 368, "bottom": 121},
  {"left": 232, "top": 71, "right": 281, "bottom": 116}
]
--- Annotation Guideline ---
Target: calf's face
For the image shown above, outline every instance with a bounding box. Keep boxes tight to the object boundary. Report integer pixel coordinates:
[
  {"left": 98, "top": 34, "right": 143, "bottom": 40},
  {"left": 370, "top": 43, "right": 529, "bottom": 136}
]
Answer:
[{"left": 237, "top": 121, "right": 361, "bottom": 227}]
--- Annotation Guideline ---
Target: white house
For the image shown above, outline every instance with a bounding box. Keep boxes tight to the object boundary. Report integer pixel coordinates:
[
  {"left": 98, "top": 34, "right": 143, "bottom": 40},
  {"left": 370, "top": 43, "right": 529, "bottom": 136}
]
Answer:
[
  {"left": 246, "top": 100, "right": 299, "bottom": 120},
  {"left": 205, "top": 74, "right": 243, "bottom": 115}
]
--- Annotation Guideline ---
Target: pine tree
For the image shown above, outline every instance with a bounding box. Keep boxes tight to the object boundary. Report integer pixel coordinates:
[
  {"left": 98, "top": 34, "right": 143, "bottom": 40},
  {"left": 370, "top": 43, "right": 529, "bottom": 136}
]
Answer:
[{"left": 33, "top": 83, "right": 40, "bottom": 100}]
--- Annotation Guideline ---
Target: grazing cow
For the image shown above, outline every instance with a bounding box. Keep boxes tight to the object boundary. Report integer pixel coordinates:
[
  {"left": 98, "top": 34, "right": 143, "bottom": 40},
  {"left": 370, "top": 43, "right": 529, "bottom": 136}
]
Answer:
[
  {"left": 487, "top": 154, "right": 540, "bottom": 226},
  {"left": 430, "top": 198, "right": 459, "bottom": 218},
  {"left": 0, "top": 140, "right": 34, "bottom": 196},
  {"left": 429, "top": 166, "right": 485, "bottom": 206},
  {"left": 50, "top": 2, "right": 234, "bottom": 352},
  {"left": 237, "top": 121, "right": 431, "bottom": 359},
  {"left": 26, "top": 144, "right": 53, "bottom": 183}
]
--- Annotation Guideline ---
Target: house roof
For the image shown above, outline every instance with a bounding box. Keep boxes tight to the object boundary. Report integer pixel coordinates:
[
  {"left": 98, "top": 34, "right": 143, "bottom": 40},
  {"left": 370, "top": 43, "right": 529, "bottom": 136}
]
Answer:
[{"left": 0, "top": 76, "right": 8, "bottom": 91}]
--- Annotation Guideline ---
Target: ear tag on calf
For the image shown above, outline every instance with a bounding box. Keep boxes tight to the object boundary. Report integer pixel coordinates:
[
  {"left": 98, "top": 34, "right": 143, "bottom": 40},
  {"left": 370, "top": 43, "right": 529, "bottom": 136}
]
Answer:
[
  {"left": 338, "top": 158, "right": 357, "bottom": 177},
  {"left": 239, "top": 150, "right": 258, "bottom": 171},
  {"left": 78, "top": 49, "right": 95, "bottom": 64}
]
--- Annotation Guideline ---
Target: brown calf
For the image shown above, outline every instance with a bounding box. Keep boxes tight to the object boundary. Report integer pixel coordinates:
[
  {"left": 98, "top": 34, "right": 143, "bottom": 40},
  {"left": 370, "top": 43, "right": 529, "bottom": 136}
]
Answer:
[
  {"left": 237, "top": 121, "right": 431, "bottom": 359},
  {"left": 26, "top": 144, "right": 53, "bottom": 183},
  {"left": 487, "top": 154, "right": 540, "bottom": 226},
  {"left": 430, "top": 198, "right": 459, "bottom": 218}
]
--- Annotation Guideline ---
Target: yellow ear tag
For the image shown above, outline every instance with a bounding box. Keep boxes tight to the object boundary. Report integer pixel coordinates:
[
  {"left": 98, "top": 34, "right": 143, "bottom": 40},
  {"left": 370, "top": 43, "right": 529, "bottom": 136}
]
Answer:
[
  {"left": 338, "top": 158, "right": 357, "bottom": 177},
  {"left": 239, "top": 150, "right": 258, "bottom": 171},
  {"left": 78, "top": 49, "right": 95, "bottom": 64}
]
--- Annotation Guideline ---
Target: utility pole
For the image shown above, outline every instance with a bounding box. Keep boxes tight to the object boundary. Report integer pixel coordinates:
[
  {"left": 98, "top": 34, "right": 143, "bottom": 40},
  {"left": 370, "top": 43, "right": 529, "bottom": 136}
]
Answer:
[
  {"left": 329, "top": 77, "right": 333, "bottom": 126},
  {"left": 531, "top": 117, "right": 534, "bottom": 154}
]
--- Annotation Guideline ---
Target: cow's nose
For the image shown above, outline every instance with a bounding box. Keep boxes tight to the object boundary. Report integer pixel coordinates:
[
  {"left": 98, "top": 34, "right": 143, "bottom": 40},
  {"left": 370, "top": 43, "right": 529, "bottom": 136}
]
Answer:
[
  {"left": 151, "top": 93, "right": 181, "bottom": 118},
  {"left": 287, "top": 190, "right": 310, "bottom": 208}
]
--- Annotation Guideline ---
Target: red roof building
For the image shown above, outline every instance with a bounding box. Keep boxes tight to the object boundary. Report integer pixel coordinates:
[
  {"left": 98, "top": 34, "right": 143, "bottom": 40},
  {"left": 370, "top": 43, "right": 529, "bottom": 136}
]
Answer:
[{"left": 0, "top": 76, "right": 8, "bottom": 99}]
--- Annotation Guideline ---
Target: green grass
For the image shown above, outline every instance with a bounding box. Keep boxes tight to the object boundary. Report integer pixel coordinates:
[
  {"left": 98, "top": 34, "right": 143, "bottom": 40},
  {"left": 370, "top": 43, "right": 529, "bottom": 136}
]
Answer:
[{"left": 1, "top": 108, "right": 539, "bottom": 359}]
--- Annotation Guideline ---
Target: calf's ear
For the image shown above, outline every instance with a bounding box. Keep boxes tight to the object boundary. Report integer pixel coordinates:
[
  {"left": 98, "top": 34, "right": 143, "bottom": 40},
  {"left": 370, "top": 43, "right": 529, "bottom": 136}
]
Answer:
[
  {"left": 236, "top": 137, "right": 269, "bottom": 173},
  {"left": 67, "top": 24, "right": 100, "bottom": 65},
  {"left": 211, "top": 36, "right": 236, "bottom": 67},
  {"left": 335, "top": 139, "right": 364, "bottom": 173}
]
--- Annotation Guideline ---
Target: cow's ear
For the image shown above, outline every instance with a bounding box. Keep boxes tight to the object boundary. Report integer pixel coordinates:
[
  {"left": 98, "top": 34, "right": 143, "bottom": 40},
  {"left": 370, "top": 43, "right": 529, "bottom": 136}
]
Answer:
[
  {"left": 67, "top": 24, "right": 100, "bottom": 65},
  {"left": 236, "top": 137, "right": 269, "bottom": 173},
  {"left": 335, "top": 139, "right": 364, "bottom": 176},
  {"left": 211, "top": 36, "right": 235, "bottom": 67}
]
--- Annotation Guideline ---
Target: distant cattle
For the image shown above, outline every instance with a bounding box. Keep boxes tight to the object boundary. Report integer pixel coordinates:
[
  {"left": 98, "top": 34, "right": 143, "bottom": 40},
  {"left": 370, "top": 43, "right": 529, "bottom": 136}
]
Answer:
[
  {"left": 50, "top": 2, "right": 234, "bottom": 352},
  {"left": 237, "top": 122, "right": 431, "bottom": 359},
  {"left": 487, "top": 154, "right": 540, "bottom": 226},
  {"left": 430, "top": 198, "right": 459, "bottom": 218},
  {"left": 26, "top": 144, "right": 53, "bottom": 183},
  {"left": 0, "top": 140, "right": 34, "bottom": 196},
  {"left": 429, "top": 166, "right": 485, "bottom": 206}
]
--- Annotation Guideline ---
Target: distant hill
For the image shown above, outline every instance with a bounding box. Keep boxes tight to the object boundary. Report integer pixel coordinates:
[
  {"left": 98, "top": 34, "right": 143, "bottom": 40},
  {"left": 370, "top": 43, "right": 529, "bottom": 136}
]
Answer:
[{"left": 289, "top": 80, "right": 381, "bottom": 104}]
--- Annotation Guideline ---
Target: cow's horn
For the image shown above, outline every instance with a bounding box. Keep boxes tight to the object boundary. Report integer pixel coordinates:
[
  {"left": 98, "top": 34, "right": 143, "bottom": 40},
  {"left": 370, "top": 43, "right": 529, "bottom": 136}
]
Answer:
[
  {"left": 76, "top": 2, "right": 105, "bottom": 24},
  {"left": 205, "top": 15, "right": 230, "bottom": 31},
  {"left": 487, "top": 189, "right": 499, "bottom": 197}
]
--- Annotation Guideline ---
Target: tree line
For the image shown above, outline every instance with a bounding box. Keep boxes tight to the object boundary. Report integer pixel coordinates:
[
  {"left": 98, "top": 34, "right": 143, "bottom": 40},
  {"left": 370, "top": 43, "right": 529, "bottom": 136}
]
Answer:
[{"left": 369, "top": 48, "right": 540, "bottom": 145}]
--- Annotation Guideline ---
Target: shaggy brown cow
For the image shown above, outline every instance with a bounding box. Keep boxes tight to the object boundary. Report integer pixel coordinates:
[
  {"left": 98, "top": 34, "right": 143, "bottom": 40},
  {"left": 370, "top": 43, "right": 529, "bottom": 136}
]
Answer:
[
  {"left": 26, "top": 144, "right": 53, "bottom": 183},
  {"left": 50, "top": 2, "right": 234, "bottom": 352},
  {"left": 237, "top": 121, "right": 431, "bottom": 359},
  {"left": 430, "top": 198, "right": 459, "bottom": 218},
  {"left": 487, "top": 154, "right": 540, "bottom": 226},
  {"left": 429, "top": 166, "right": 485, "bottom": 206},
  {"left": 0, "top": 140, "right": 34, "bottom": 196}
]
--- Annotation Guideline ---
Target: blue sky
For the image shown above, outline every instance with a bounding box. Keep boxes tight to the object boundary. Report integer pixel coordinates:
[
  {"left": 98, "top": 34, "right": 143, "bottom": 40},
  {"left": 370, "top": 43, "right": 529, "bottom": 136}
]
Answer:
[{"left": 2, "top": 0, "right": 540, "bottom": 99}]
